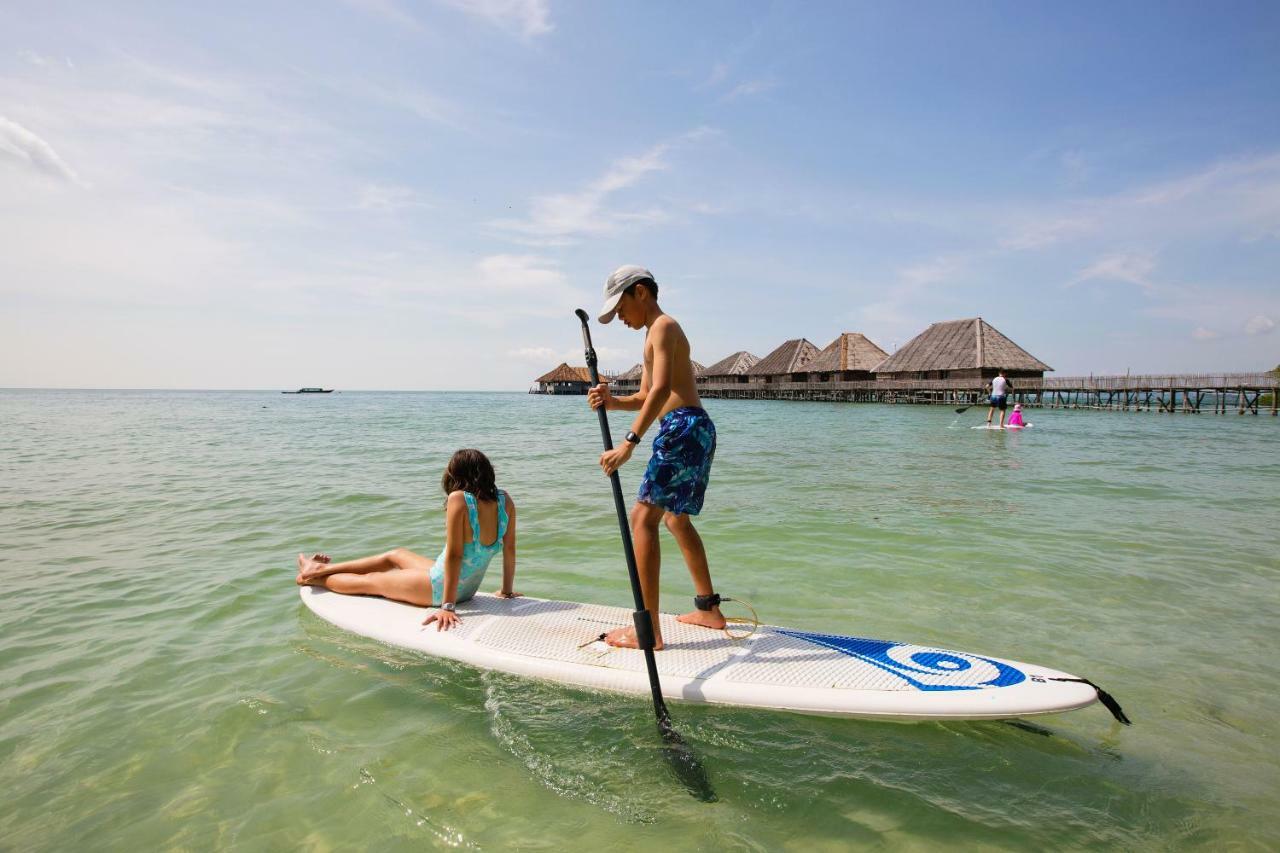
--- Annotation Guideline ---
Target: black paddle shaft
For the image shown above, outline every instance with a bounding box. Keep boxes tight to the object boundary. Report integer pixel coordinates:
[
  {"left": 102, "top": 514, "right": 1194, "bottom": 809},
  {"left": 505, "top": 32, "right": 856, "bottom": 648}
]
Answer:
[
  {"left": 574, "top": 309, "right": 716, "bottom": 803},
  {"left": 574, "top": 311, "right": 668, "bottom": 714}
]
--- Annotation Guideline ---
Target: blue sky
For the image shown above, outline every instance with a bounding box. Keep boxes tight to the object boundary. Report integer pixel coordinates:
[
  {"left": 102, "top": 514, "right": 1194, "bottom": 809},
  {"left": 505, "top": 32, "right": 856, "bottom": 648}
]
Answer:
[{"left": 2, "top": 1, "right": 1277, "bottom": 389}]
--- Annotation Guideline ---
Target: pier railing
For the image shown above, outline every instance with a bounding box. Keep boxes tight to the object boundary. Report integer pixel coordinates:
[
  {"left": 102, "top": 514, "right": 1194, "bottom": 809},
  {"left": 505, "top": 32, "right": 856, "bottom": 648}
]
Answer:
[{"left": 609, "top": 372, "right": 1279, "bottom": 414}]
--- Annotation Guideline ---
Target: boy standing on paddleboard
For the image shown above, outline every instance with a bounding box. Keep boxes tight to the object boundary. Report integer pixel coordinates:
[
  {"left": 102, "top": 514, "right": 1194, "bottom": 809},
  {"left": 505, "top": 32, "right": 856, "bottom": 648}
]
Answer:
[{"left": 587, "top": 265, "right": 723, "bottom": 650}]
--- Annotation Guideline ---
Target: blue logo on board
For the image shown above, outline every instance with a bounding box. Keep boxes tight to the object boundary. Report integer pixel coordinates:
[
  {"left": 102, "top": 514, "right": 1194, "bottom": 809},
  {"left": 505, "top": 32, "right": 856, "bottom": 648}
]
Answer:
[{"left": 776, "top": 630, "right": 1026, "bottom": 691}]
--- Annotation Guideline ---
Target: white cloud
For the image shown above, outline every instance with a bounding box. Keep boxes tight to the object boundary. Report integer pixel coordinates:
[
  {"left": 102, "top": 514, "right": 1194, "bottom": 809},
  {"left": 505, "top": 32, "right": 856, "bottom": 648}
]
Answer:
[
  {"left": 18, "top": 50, "right": 51, "bottom": 67},
  {"left": 356, "top": 183, "right": 431, "bottom": 212},
  {"left": 703, "top": 62, "right": 730, "bottom": 89},
  {"left": 507, "top": 344, "right": 631, "bottom": 366},
  {"left": 999, "top": 216, "right": 1094, "bottom": 250},
  {"left": 440, "top": 0, "right": 552, "bottom": 38},
  {"left": 1191, "top": 327, "right": 1220, "bottom": 341},
  {"left": 493, "top": 128, "right": 714, "bottom": 245},
  {"left": 1069, "top": 252, "right": 1157, "bottom": 294},
  {"left": 339, "top": 0, "right": 425, "bottom": 31},
  {"left": 0, "top": 116, "right": 86, "bottom": 186},
  {"left": 724, "top": 78, "right": 777, "bottom": 100},
  {"left": 1245, "top": 314, "right": 1275, "bottom": 336}
]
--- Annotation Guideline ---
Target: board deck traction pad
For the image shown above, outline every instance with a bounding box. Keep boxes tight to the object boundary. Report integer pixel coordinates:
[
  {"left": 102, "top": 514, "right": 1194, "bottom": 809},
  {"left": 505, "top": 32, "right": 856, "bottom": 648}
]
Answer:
[{"left": 300, "top": 589, "right": 1099, "bottom": 720}]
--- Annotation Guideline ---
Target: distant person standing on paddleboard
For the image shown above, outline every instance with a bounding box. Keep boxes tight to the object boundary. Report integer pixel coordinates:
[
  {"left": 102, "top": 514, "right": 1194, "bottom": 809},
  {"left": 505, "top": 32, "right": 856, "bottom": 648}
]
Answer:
[
  {"left": 985, "top": 369, "right": 1013, "bottom": 428},
  {"left": 295, "top": 449, "right": 520, "bottom": 630},
  {"left": 587, "top": 265, "right": 723, "bottom": 650}
]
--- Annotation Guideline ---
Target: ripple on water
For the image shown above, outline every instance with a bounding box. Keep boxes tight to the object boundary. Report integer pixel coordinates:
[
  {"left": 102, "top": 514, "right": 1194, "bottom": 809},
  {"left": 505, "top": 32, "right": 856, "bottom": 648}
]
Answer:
[{"left": 1, "top": 390, "right": 1277, "bottom": 849}]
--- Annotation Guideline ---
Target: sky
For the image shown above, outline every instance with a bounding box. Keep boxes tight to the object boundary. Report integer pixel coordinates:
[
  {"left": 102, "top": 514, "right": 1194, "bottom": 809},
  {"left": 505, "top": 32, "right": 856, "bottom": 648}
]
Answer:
[{"left": 2, "top": 1, "right": 1278, "bottom": 390}]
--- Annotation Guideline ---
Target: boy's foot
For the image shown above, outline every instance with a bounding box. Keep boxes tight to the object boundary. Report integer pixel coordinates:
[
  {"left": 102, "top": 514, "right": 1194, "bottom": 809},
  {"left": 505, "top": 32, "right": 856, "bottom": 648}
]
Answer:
[
  {"left": 677, "top": 608, "right": 727, "bottom": 630},
  {"left": 603, "top": 626, "right": 665, "bottom": 651}
]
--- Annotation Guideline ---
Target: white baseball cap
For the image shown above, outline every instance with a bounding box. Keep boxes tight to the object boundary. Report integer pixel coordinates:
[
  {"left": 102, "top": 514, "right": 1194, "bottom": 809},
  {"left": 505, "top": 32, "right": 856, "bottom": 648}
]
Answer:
[{"left": 598, "top": 265, "right": 655, "bottom": 324}]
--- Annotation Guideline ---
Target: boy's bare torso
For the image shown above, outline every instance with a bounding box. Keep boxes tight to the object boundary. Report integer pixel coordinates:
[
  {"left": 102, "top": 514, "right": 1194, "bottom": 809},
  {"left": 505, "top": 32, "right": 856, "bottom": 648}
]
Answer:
[{"left": 644, "top": 315, "right": 702, "bottom": 416}]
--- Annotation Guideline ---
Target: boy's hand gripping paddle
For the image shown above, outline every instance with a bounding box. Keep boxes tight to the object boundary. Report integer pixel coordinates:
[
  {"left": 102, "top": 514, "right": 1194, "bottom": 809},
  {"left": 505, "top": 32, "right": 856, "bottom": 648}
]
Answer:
[{"left": 574, "top": 308, "right": 716, "bottom": 803}]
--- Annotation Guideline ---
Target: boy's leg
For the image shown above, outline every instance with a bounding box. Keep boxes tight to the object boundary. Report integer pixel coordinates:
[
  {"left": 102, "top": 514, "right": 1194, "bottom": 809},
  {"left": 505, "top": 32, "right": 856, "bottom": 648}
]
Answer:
[
  {"left": 603, "top": 501, "right": 666, "bottom": 650},
  {"left": 666, "top": 512, "right": 726, "bottom": 629}
]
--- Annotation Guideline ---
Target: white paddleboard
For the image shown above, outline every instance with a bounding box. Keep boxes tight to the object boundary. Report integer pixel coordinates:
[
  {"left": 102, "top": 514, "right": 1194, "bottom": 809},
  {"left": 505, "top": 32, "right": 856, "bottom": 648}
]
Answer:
[
  {"left": 971, "top": 423, "right": 1033, "bottom": 430},
  {"left": 300, "top": 588, "right": 1098, "bottom": 721}
]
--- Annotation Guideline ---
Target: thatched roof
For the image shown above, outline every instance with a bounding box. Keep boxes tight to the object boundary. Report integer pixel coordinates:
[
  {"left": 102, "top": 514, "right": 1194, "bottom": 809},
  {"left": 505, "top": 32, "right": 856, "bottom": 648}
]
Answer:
[
  {"left": 747, "top": 338, "right": 820, "bottom": 375},
  {"left": 809, "top": 333, "right": 888, "bottom": 373},
  {"left": 535, "top": 363, "right": 593, "bottom": 383},
  {"left": 702, "top": 351, "right": 758, "bottom": 376},
  {"left": 874, "top": 318, "right": 1052, "bottom": 374},
  {"left": 615, "top": 361, "right": 703, "bottom": 380}
]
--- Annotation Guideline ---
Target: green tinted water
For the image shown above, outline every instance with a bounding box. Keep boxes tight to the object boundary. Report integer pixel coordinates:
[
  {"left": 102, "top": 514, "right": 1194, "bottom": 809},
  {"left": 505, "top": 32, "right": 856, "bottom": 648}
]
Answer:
[{"left": 2, "top": 390, "right": 1277, "bottom": 850}]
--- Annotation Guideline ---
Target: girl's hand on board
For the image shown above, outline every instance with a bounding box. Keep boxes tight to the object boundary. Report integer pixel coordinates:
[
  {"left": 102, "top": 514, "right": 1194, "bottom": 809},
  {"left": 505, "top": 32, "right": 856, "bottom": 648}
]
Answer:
[{"left": 422, "top": 609, "right": 461, "bottom": 631}]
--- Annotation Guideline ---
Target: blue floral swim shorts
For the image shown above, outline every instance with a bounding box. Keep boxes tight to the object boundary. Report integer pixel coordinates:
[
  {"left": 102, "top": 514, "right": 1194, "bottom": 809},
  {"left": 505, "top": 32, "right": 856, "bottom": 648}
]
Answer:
[{"left": 637, "top": 406, "right": 716, "bottom": 516}]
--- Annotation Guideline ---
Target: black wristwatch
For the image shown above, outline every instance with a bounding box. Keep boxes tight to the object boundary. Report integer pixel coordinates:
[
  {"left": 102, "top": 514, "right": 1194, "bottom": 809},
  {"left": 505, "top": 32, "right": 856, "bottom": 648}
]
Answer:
[
  {"left": 624, "top": 430, "right": 641, "bottom": 445},
  {"left": 440, "top": 602, "right": 456, "bottom": 612}
]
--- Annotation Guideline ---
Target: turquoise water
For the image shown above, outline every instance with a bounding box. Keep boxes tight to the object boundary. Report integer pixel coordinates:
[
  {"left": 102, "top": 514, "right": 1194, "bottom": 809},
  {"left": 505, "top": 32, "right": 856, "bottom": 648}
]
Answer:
[{"left": 2, "top": 389, "right": 1277, "bottom": 850}]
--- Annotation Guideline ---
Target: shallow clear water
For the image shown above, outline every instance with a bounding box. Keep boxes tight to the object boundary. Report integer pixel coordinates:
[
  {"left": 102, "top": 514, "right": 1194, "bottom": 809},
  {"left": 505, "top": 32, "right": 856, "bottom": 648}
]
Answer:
[{"left": 2, "top": 390, "right": 1277, "bottom": 850}]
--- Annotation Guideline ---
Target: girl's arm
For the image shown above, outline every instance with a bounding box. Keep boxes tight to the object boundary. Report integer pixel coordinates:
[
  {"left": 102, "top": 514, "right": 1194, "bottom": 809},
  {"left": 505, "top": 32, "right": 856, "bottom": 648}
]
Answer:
[
  {"left": 439, "top": 490, "right": 468, "bottom": 604},
  {"left": 498, "top": 494, "right": 519, "bottom": 597}
]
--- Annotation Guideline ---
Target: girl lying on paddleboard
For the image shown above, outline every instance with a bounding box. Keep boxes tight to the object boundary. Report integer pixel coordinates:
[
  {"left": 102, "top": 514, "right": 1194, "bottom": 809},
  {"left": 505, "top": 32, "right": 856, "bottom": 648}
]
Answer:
[{"left": 296, "top": 448, "right": 519, "bottom": 631}]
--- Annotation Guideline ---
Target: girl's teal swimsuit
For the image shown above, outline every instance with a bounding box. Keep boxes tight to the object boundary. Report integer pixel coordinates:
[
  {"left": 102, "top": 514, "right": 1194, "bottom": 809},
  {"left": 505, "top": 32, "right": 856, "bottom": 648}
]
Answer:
[
  {"left": 638, "top": 407, "right": 716, "bottom": 515},
  {"left": 430, "top": 489, "right": 507, "bottom": 603}
]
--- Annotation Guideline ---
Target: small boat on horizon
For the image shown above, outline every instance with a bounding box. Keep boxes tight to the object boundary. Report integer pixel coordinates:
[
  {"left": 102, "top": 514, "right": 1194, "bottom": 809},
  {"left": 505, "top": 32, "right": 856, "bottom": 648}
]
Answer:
[{"left": 282, "top": 387, "right": 334, "bottom": 394}]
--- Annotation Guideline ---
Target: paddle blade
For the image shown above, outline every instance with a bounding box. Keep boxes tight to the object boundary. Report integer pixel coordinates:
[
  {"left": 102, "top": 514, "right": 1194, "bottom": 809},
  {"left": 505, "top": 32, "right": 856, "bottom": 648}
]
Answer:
[
  {"left": 657, "top": 715, "right": 717, "bottom": 803},
  {"left": 955, "top": 406, "right": 972, "bottom": 414}
]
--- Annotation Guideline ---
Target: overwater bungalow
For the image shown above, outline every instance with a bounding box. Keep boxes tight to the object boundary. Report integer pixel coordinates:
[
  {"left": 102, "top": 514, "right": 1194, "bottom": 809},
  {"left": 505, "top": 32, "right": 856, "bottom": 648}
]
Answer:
[
  {"left": 610, "top": 363, "right": 643, "bottom": 394},
  {"left": 612, "top": 360, "right": 704, "bottom": 393},
  {"left": 531, "top": 363, "right": 595, "bottom": 395},
  {"left": 699, "top": 351, "right": 759, "bottom": 386},
  {"left": 810, "top": 333, "right": 888, "bottom": 382},
  {"left": 746, "top": 338, "right": 820, "bottom": 384},
  {"left": 873, "top": 317, "right": 1051, "bottom": 382}
]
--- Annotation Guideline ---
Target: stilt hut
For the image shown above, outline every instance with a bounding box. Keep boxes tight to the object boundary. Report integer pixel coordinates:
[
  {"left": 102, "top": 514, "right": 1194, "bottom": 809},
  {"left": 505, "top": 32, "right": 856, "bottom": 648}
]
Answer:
[
  {"left": 611, "top": 363, "right": 643, "bottom": 394},
  {"left": 873, "top": 317, "right": 1051, "bottom": 382},
  {"left": 746, "top": 338, "right": 820, "bottom": 385},
  {"left": 700, "top": 351, "right": 759, "bottom": 386},
  {"left": 532, "top": 363, "right": 594, "bottom": 395},
  {"left": 611, "top": 361, "right": 702, "bottom": 394},
  {"left": 810, "top": 333, "right": 888, "bottom": 382}
]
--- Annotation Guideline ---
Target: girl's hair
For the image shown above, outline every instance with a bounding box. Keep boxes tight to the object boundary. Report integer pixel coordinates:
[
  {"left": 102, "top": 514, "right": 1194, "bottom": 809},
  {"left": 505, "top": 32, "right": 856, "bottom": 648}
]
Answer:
[{"left": 441, "top": 449, "right": 498, "bottom": 502}]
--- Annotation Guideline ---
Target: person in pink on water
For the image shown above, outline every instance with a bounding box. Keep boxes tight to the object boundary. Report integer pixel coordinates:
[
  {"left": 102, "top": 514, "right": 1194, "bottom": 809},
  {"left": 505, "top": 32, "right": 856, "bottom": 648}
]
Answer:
[{"left": 1006, "top": 403, "right": 1026, "bottom": 428}]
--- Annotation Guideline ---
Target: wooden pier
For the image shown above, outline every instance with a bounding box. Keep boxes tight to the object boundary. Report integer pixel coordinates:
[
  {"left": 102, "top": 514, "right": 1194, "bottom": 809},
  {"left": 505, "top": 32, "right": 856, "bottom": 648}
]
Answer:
[{"left": 681, "top": 372, "right": 1279, "bottom": 415}]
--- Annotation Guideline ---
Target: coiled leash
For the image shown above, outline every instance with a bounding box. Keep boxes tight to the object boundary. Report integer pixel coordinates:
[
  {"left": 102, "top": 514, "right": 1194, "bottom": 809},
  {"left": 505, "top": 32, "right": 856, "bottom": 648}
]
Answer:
[
  {"left": 578, "top": 592, "right": 762, "bottom": 647},
  {"left": 694, "top": 593, "right": 760, "bottom": 641}
]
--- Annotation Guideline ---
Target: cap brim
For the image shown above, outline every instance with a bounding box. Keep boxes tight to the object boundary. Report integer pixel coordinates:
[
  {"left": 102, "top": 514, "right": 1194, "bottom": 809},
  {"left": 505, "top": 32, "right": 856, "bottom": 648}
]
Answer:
[{"left": 597, "top": 291, "right": 623, "bottom": 324}]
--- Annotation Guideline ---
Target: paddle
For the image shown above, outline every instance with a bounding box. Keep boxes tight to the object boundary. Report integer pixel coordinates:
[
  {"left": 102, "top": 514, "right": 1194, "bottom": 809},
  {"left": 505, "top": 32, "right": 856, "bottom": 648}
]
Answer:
[{"left": 574, "top": 308, "right": 717, "bottom": 803}]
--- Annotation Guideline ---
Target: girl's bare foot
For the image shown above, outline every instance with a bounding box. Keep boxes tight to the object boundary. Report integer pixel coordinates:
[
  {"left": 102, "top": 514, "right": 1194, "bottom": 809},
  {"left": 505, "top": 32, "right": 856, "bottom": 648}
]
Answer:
[
  {"left": 677, "top": 608, "right": 727, "bottom": 630},
  {"left": 603, "top": 626, "right": 664, "bottom": 651},
  {"left": 297, "top": 553, "right": 329, "bottom": 581}
]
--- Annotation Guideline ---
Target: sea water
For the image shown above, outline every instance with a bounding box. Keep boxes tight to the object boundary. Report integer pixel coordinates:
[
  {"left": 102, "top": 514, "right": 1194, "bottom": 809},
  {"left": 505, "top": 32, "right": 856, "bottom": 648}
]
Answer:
[{"left": 1, "top": 389, "right": 1277, "bottom": 850}]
